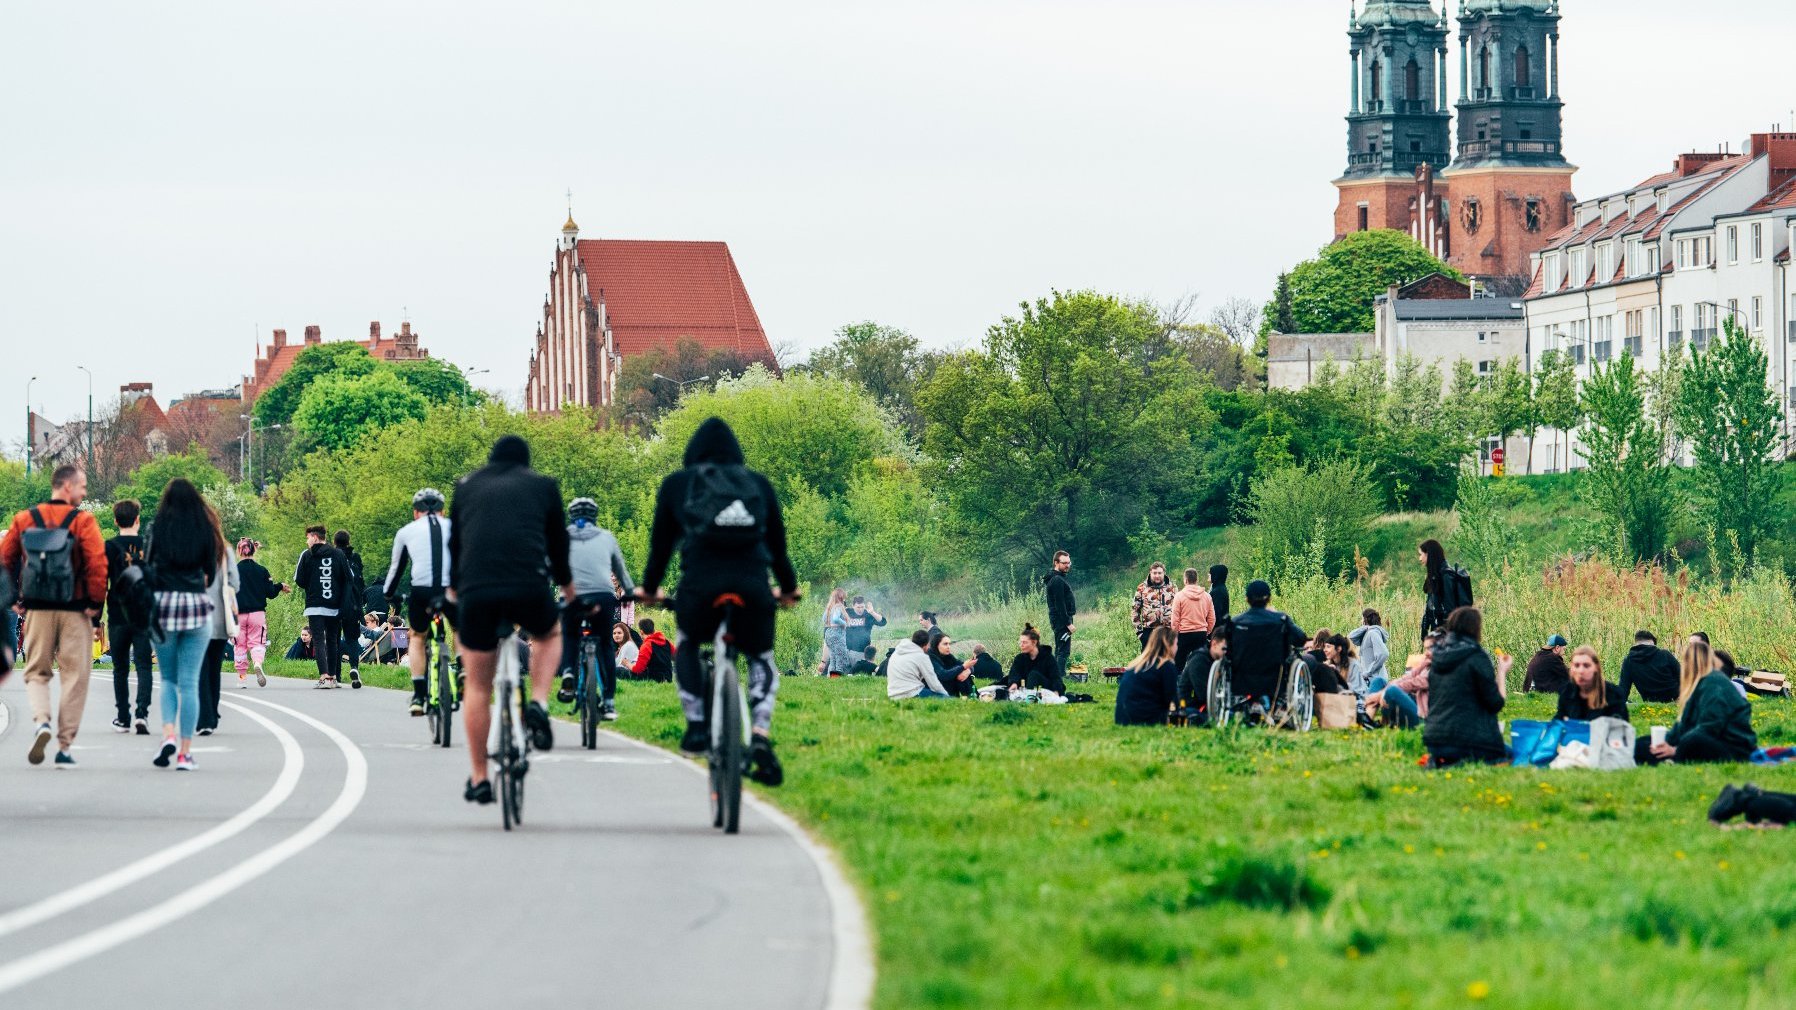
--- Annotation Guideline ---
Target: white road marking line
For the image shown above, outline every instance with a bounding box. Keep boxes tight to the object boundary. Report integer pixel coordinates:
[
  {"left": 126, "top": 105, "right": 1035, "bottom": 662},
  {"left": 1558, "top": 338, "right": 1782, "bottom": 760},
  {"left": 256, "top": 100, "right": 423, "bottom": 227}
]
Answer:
[
  {"left": 599, "top": 729, "right": 875, "bottom": 1010},
  {"left": 0, "top": 701, "right": 302, "bottom": 940},
  {"left": 0, "top": 701, "right": 11, "bottom": 739},
  {"left": 0, "top": 695, "right": 368, "bottom": 995}
]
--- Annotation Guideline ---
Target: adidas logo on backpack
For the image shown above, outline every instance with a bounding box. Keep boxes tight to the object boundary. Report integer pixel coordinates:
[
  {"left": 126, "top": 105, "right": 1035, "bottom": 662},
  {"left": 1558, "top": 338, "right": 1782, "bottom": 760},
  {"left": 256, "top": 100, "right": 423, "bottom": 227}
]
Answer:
[{"left": 714, "top": 500, "right": 756, "bottom": 527}]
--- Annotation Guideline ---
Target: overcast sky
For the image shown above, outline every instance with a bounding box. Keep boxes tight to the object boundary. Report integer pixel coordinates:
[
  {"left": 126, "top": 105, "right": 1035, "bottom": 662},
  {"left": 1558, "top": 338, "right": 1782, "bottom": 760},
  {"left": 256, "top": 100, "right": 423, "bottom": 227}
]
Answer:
[{"left": 4, "top": 0, "right": 1792, "bottom": 442}]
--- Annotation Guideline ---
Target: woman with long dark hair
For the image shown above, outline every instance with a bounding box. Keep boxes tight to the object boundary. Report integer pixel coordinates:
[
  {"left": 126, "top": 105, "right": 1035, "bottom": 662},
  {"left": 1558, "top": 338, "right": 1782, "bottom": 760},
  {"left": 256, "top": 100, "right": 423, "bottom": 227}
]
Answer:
[
  {"left": 1418, "top": 539, "right": 1450, "bottom": 642},
  {"left": 927, "top": 629, "right": 976, "bottom": 697},
  {"left": 147, "top": 479, "right": 226, "bottom": 770}
]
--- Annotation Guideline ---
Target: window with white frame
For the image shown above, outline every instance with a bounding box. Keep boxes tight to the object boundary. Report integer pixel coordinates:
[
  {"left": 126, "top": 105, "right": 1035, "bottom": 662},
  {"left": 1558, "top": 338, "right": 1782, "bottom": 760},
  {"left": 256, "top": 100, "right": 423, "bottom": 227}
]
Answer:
[
  {"left": 1727, "top": 225, "right": 1739, "bottom": 264},
  {"left": 1593, "top": 316, "right": 1613, "bottom": 362},
  {"left": 1753, "top": 296, "right": 1763, "bottom": 331},
  {"left": 1477, "top": 331, "right": 1488, "bottom": 343},
  {"left": 1477, "top": 359, "right": 1494, "bottom": 375},
  {"left": 1658, "top": 192, "right": 1670, "bottom": 214},
  {"left": 1625, "top": 310, "right": 1644, "bottom": 357},
  {"left": 1728, "top": 299, "right": 1740, "bottom": 327},
  {"left": 1569, "top": 247, "right": 1586, "bottom": 286},
  {"left": 1544, "top": 253, "right": 1561, "bottom": 292},
  {"left": 1625, "top": 238, "right": 1641, "bottom": 276},
  {"left": 1752, "top": 222, "right": 1764, "bottom": 261},
  {"left": 1677, "top": 241, "right": 1689, "bottom": 269},
  {"left": 1597, "top": 242, "right": 1613, "bottom": 280}
]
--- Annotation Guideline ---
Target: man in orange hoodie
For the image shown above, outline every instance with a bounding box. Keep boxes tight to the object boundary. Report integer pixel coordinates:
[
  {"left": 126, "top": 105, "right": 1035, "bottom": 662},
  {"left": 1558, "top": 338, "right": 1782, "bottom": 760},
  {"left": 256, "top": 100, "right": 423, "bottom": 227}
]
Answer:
[
  {"left": 0, "top": 465, "right": 108, "bottom": 767},
  {"left": 1169, "top": 567, "right": 1216, "bottom": 672}
]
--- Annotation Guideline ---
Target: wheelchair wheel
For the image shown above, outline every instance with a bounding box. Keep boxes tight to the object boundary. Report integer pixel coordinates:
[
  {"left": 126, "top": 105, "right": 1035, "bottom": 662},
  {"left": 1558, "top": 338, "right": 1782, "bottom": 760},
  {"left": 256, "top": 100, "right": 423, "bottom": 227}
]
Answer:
[
  {"left": 1277, "top": 657, "right": 1315, "bottom": 733},
  {"left": 1205, "top": 660, "right": 1232, "bottom": 728}
]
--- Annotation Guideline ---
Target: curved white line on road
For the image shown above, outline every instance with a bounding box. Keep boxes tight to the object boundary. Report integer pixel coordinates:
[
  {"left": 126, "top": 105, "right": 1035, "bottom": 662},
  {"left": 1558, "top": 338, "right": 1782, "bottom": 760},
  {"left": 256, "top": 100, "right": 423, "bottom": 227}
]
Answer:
[
  {"left": 600, "top": 730, "right": 876, "bottom": 1010},
  {"left": 0, "top": 695, "right": 368, "bottom": 995},
  {"left": 0, "top": 696, "right": 304, "bottom": 939}
]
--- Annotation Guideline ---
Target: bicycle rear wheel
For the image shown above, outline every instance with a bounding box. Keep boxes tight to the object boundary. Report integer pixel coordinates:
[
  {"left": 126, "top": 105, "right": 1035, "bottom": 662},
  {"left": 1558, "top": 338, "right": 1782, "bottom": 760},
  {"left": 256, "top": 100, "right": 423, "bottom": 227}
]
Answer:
[
  {"left": 712, "top": 664, "right": 744, "bottom": 835},
  {"left": 498, "top": 681, "right": 517, "bottom": 831},
  {"left": 581, "top": 640, "right": 599, "bottom": 750}
]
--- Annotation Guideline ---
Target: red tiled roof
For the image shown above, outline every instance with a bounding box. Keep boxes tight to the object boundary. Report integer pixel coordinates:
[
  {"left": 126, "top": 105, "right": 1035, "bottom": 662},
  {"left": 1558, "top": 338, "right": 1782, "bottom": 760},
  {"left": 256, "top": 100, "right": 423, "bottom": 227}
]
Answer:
[
  {"left": 128, "top": 397, "right": 167, "bottom": 432},
  {"left": 1748, "top": 176, "right": 1796, "bottom": 212},
  {"left": 576, "top": 240, "right": 773, "bottom": 362},
  {"left": 1522, "top": 262, "right": 1545, "bottom": 298}
]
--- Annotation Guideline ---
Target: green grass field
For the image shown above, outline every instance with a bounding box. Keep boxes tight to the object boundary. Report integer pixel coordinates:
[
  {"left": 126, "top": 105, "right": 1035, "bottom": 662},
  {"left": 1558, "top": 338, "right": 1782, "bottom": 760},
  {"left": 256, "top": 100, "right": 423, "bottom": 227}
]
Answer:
[{"left": 263, "top": 651, "right": 1796, "bottom": 1010}]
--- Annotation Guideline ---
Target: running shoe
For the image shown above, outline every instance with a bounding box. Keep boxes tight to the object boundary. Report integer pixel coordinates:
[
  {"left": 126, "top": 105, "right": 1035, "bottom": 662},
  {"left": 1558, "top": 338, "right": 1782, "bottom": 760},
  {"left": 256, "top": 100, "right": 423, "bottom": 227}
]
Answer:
[
  {"left": 748, "top": 736, "right": 784, "bottom": 787},
  {"left": 112, "top": 717, "right": 131, "bottom": 733},
  {"left": 315, "top": 676, "right": 332, "bottom": 689},
  {"left": 464, "top": 778, "right": 494, "bottom": 805},
  {"left": 254, "top": 663, "right": 267, "bottom": 687},
  {"left": 523, "top": 701, "right": 554, "bottom": 751},
  {"left": 409, "top": 698, "right": 425, "bottom": 717},
  {"left": 602, "top": 703, "right": 618, "bottom": 723},
  {"left": 54, "top": 751, "right": 77, "bottom": 769},
  {"left": 197, "top": 727, "right": 214, "bottom": 737},
  {"left": 134, "top": 717, "right": 150, "bottom": 735},
  {"left": 348, "top": 668, "right": 362, "bottom": 689},
  {"left": 27, "top": 723, "right": 52, "bottom": 765},
  {"left": 557, "top": 673, "right": 576, "bottom": 704},
  {"left": 175, "top": 754, "right": 195, "bottom": 771},
  {"left": 154, "top": 737, "right": 177, "bottom": 768}
]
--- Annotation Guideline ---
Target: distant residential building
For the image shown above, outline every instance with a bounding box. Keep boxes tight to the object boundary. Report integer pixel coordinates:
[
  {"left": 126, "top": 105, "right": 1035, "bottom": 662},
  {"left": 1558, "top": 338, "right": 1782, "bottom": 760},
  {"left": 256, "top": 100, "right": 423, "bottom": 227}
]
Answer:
[
  {"left": 242, "top": 320, "right": 430, "bottom": 404},
  {"left": 524, "top": 214, "right": 775, "bottom": 413},
  {"left": 1525, "top": 131, "right": 1796, "bottom": 470}
]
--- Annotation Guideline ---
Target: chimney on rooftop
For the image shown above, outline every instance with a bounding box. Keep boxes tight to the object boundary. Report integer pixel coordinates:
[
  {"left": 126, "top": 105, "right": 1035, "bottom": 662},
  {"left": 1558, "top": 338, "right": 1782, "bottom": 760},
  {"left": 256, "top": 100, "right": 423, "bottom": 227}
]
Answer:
[
  {"left": 1674, "top": 151, "right": 1728, "bottom": 177},
  {"left": 304, "top": 325, "right": 321, "bottom": 345},
  {"left": 272, "top": 328, "right": 287, "bottom": 348},
  {"left": 369, "top": 321, "right": 381, "bottom": 342},
  {"left": 1749, "top": 131, "right": 1796, "bottom": 185}
]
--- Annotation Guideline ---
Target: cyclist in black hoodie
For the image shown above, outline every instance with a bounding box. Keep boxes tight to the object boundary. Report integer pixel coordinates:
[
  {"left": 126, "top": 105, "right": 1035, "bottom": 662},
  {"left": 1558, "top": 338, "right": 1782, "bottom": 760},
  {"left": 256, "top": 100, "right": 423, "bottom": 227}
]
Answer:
[{"left": 639, "top": 417, "right": 800, "bottom": 787}]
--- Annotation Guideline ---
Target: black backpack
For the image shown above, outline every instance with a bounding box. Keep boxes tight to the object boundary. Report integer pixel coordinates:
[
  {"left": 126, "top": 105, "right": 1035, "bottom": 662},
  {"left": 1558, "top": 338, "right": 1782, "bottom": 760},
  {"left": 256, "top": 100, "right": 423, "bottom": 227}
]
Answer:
[
  {"left": 1443, "top": 565, "right": 1475, "bottom": 611},
  {"left": 112, "top": 563, "right": 161, "bottom": 638},
  {"left": 20, "top": 507, "right": 80, "bottom": 606},
  {"left": 679, "top": 463, "right": 766, "bottom": 549}
]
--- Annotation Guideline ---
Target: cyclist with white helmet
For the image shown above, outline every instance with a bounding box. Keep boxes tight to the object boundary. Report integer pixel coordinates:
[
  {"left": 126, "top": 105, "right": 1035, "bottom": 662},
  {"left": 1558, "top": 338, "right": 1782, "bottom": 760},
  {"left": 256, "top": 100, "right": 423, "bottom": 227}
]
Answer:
[
  {"left": 384, "top": 487, "right": 453, "bottom": 716},
  {"left": 557, "top": 497, "right": 634, "bottom": 721}
]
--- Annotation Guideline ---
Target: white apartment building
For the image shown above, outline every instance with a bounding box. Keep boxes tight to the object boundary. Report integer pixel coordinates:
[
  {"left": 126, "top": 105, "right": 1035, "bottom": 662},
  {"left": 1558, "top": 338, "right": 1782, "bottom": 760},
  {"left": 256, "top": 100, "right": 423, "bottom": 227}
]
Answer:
[{"left": 1524, "top": 132, "right": 1796, "bottom": 471}]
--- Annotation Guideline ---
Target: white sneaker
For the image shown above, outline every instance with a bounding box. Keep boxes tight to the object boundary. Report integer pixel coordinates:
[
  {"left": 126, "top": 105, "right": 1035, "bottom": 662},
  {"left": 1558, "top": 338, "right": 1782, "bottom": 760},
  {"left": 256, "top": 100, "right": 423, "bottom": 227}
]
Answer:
[{"left": 255, "top": 663, "right": 267, "bottom": 687}]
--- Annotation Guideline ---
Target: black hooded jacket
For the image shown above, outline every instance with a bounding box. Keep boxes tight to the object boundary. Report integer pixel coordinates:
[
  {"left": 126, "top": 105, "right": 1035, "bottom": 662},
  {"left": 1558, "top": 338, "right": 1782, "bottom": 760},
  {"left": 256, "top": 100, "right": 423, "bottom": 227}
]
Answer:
[
  {"left": 1422, "top": 634, "right": 1507, "bottom": 759},
  {"left": 1618, "top": 642, "right": 1681, "bottom": 703},
  {"left": 642, "top": 418, "right": 797, "bottom": 595},
  {"left": 1045, "top": 569, "right": 1075, "bottom": 632},
  {"left": 1208, "top": 565, "right": 1230, "bottom": 621},
  {"left": 448, "top": 436, "right": 572, "bottom": 595}
]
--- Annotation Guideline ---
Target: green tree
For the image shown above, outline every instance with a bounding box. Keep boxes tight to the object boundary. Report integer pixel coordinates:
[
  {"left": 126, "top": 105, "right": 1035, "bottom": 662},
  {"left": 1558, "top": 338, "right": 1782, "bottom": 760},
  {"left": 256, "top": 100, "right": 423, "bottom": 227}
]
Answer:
[
  {"left": 1673, "top": 317, "right": 1781, "bottom": 567},
  {"left": 0, "top": 461, "right": 52, "bottom": 520},
  {"left": 918, "top": 290, "right": 1211, "bottom": 564},
  {"left": 1442, "top": 358, "right": 1484, "bottom": 445},
  {"left": 292, "top": 370, "right": 430, "bottom": 453},
  {"left": 1529, "top": 348, "right": 1580, "bottom": 474},
  {"left": 1243, "top": 457, "right": 1381, "bottom": 584},
  {"left": 390, "top": 358, "right": 479, "bottom": 407},
  {"left": 1479, "top": 357, "right": 1533, "bottom": 468},
  {"left": 252, "top": 343, "right": 379, "bottom": 426},
  {"left": 1270, "top": 231, "right": 1463, "bottom": 335},
  {"left": 805, "top": 322, "right": 942, "bottom": 435},
  {"left": 614, "top": 337, "right": 760, "bottom": 425},
  {"left": 1579, "top": 353, "right": 1674, "bottom": 562},
  {"left": 108, "top": 448, "right": 232, "bottom": 530}
]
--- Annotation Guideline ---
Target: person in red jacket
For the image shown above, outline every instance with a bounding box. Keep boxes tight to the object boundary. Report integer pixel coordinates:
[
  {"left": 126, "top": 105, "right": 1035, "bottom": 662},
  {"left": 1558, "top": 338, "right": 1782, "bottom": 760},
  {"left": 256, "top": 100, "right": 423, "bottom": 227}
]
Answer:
[
  {"left": 0, "top": 465, "right": 108, "bottom": 767},
  {"left": 630, "top": 618, "right": 673, "bottom": 681}
]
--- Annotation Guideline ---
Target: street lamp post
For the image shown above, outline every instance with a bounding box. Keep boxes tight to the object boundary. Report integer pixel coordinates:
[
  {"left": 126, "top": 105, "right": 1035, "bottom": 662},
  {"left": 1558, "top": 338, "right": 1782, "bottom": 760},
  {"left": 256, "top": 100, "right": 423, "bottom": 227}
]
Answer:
[
  {"left": 24, "top": 375, "right": 37, "bottom": 477},
  {"left": 77, "top": 365, "right": 92, "bottom": 469},
  {"left": 652, "top": 372, "right": 710, "bottom": 391}
]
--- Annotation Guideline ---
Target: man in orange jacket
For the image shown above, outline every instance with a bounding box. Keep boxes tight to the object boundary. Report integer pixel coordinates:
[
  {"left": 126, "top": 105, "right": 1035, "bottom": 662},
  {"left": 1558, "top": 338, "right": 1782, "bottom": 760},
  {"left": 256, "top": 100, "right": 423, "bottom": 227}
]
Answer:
[{"left": 0, "top": 465, "right": 107, "bottom": 767}]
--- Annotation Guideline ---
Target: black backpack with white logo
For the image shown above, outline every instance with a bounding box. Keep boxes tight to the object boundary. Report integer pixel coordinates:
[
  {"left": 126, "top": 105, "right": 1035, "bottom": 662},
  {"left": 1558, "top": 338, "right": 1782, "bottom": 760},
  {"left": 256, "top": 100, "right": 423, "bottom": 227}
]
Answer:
[
  {"left": 20, "top": 507, "right": 81, "bottom": 606},
  {"left": 679, "top": 463, "right": 767, "bottom": 549}
]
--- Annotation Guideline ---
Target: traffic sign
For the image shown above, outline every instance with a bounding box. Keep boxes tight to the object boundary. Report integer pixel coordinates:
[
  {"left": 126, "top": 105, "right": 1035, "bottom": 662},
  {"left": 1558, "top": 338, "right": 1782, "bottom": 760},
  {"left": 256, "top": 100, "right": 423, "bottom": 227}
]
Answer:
[
  {"left": 1491, "top": 447, "right": 1506, "bottom": 465},
  {"left": 1493, "top": 463, "right": 1506, "bottom": 477}
]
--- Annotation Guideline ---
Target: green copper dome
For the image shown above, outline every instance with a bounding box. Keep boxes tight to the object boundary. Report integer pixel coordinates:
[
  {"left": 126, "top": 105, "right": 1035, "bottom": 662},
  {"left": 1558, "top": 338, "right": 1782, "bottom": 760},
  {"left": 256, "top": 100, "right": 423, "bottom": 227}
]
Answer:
[{"left": 1357, "top": 0, "right": 1444, "bottom": 25}]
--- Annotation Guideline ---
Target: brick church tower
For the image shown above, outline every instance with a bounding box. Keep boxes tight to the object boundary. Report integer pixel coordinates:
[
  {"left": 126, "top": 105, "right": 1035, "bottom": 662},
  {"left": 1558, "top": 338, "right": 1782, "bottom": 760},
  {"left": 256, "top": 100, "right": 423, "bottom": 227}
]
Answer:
[
  {"left": 1333, "top": 0, "right": 1576, "bottom": 287},
  {"left": 1332, "top": 1, "right": 1453, "bottom": 252},
  {"left": 1441, "top": 0, "right": 1576, "bottom": 282}
]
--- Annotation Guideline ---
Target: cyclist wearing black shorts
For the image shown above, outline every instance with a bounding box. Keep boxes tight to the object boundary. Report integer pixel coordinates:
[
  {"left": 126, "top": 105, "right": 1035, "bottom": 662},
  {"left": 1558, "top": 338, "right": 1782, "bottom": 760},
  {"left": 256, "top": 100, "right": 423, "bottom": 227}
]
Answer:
[
  {"left": 555, "top": 497, "right": 634, "bottom": 720},
  {"left": 384, "top": 487, "right": 453, "bottom": 716},
  {"left": 448, "top": 436, "right": 573, "bottom": 804},
  {"left": 639, "top": 417, "right": 800, "bottom": 787}
]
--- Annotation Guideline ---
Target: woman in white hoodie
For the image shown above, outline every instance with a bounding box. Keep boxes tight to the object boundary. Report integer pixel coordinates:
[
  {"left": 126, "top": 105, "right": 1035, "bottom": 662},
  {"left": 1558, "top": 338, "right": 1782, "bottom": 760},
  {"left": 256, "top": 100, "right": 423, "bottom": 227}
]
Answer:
[{"left": 887, "top": 629, "right": 950, "bottom": 700}]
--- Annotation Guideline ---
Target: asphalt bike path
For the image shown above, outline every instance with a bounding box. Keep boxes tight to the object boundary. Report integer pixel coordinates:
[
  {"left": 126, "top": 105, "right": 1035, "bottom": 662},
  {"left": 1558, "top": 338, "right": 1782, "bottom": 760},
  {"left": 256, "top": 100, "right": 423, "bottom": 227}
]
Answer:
[{"left": 0, "top": 673, "right": 859, "bottom": 1009}]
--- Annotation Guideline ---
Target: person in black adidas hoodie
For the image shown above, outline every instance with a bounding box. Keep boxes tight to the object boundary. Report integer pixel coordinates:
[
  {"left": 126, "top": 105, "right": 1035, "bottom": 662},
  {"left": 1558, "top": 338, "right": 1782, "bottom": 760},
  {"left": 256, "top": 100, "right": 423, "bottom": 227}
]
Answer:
[
  {"left": 294, "top": 526, "right": 351, "bottom": 687},
  {"left": 639, "top": 417, "right": 800, "bottom": 786}
]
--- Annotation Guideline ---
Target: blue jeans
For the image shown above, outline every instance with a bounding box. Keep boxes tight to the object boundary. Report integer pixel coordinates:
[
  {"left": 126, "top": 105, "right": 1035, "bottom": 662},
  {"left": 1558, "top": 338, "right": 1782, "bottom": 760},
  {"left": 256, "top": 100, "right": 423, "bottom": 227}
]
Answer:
[
  {"left": 915, "top": 689, "right": 949, "bottom": 699},
  {"left": 1368, "top": 676, "right": 1421, "bottom": 730},
  {"left": 154, "top": 627, "right": 209, "bottom": 740}
]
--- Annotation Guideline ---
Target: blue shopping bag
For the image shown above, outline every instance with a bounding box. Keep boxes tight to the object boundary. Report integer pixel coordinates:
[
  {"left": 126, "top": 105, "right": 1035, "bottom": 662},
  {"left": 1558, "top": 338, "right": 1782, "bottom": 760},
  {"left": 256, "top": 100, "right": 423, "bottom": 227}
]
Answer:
[{"left": 1510, "top": 719, "right": 1591, "bottom": 767}]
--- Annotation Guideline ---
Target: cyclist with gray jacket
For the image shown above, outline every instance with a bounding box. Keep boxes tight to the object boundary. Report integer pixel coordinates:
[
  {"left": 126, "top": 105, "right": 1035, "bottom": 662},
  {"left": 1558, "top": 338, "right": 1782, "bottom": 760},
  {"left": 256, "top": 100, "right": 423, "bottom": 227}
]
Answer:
[{"left": 556, "top": 498, "right": 634, "bottom": 719}]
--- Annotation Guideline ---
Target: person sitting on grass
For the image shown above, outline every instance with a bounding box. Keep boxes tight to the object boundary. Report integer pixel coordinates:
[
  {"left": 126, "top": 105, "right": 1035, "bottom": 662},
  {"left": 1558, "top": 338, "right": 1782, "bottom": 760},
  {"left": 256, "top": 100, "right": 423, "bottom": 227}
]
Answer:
[
  {"left": 1421, "top": 607, "right": 1513, "bottom": 768},
  {"left": 1619, "top": 629, "right": 1680, "bottom": 703},
  {"left": 1005, "top": 625, "right": 1063, "bottom": 695},
  {"left": 1366, "top": 632, "right": 1440, "bottom": 729},
  {"left": 1523, "top": 634, "right": 1571, "bottom": 694},
  {"left": 1177, "top": 622, "right": 1228, "bottom": 719},
  {"left": 285, "top": 627, "right": 316, "bottom": 661},
  {"left": 928, "top": 630, "right": 977, "bottom": 697},
  {"left": 1554, "top": 646, "right": 1627, "bottom": 721},
  {"left": 631, "top": 618, "right": 673, "bottom": 682},
  {"left": 611, "top": 622, "right": 640, "bottom": 673},
  {"left": 970, "top": 643, "right": 1004, "bottom": 683},
  {"left": 1320, "top": 634, "right": 1356, "bottom": 697},
  {"left": 887, "top": 629, "right": 949, "bottom": 700},
  {"left": 1347, "top": 610, "right": 1388, "bottom": 696},
  {"left": 1116, "top": 626, "right": 1180, "bottom": 726},
  {"left": 1636, "top": 637, "right": 1757, "bottom": 766},
  {"left": 850, "top": 646, "right": 878, "bottom": 676}
]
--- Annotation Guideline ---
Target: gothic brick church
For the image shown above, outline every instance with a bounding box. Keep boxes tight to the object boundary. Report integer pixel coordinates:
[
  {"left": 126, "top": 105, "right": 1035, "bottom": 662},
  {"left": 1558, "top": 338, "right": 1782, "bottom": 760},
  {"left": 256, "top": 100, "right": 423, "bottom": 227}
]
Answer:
[{"left": 1333, "top": 0, "right": 1576, "bottom": 289}]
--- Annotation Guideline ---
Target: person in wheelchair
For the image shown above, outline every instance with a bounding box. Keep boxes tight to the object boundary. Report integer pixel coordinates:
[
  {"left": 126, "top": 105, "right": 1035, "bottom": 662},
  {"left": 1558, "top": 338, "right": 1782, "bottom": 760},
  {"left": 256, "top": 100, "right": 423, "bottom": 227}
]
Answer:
[{"left": 1212, "top": 580, "right": 1308, "bottom": 720}]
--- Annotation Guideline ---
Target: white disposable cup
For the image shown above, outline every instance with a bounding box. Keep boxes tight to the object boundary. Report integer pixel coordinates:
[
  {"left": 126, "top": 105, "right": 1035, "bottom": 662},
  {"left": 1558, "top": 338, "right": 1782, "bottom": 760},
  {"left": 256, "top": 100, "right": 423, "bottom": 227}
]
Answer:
[{"left": 1650, "top": 726, "right": 1668, "bottom": 748}]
